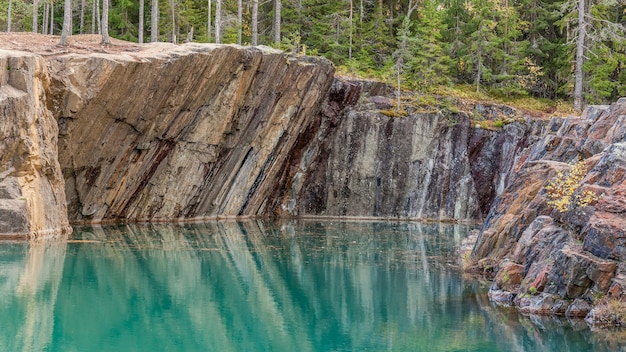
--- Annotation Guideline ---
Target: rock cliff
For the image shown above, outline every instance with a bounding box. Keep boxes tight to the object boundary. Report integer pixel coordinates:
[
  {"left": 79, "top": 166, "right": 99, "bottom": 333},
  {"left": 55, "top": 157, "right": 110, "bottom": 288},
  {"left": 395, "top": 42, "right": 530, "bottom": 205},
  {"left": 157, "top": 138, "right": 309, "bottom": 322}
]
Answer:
[
  {"left": 2, "top": 35, "right": 544, "bottom": 233},
  {"left": 471, "top": 99, "right": 626, "bottom": 322},
  {"left": 3, "top": 33, "right": 626, "bottom": 324},
  {"left": 272, "top": 80, "right": 546, "bottom": 221},
  {"left": 0, "top": 49, "right": 71, "bottom": 238},
  {"left": 51, "top": 43, "right": 334, "bottom": 222}
]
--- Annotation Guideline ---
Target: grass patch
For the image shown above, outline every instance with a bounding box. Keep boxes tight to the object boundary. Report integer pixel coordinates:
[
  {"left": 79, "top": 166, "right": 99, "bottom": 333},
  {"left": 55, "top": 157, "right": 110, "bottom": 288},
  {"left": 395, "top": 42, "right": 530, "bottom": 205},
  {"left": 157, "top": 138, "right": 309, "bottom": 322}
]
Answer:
[
  {"left": 380, "top": 109, "right": 408, "bottom": 118},
  {"left": 335, "top": 68, "right": 578, "bottom": 119}
]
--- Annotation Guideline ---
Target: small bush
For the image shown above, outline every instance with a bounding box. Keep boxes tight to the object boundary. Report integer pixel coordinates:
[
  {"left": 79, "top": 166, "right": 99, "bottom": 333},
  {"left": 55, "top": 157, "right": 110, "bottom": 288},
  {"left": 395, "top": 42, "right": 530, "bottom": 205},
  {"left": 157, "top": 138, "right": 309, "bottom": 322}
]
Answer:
[{"left": 544, "top": 160, "right": 602, "bottom": 213}]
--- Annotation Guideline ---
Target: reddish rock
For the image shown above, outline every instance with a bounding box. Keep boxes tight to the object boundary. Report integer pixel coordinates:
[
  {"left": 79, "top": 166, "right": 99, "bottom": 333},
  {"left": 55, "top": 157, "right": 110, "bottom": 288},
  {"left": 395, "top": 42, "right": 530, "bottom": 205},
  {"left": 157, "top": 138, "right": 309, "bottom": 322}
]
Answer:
[
  {"left": 530, "top": 268, "right": 549, "bottom": 292},
  {"left": 545, "top": 246, "right": 616, "bottom": 299},
  {"left": 493, "top": 261, "right": 525, "bottom": 292},
  {"left": 473, "top": 99, "right": 626, "bottom": 317}
]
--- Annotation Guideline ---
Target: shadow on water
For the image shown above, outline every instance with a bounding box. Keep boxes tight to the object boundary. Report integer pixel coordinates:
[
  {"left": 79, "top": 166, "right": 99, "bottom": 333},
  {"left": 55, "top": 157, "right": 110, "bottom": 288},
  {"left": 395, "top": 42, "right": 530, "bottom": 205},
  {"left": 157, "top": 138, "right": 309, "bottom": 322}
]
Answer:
[{"left": 0, "top": 220, "right": 624, "bottom": 351}]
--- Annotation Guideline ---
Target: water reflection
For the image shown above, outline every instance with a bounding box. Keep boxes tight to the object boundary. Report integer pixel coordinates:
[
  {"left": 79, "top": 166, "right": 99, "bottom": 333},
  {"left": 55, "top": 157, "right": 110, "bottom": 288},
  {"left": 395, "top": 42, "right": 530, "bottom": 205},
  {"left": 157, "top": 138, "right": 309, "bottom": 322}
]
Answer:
[
  {"left": 0, "top": 240, "right": 66, "bottom": 351},
  {"left": 0, "top": 221, "right": 623, "bottom": 351}
]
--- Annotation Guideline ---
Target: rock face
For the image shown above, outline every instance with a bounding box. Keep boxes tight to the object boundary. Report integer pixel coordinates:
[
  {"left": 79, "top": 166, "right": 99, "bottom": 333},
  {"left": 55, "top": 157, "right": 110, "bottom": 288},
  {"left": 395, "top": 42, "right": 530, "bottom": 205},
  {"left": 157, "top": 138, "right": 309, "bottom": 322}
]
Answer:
[
  {"left": 50, "top": 44, "right": 334, "bottom": 222},
  {"left": 0, "top": 39, "right": 549, "bottom": 235},
  {"left": 0, "top": 50, "right": 71, "bottom": 238},
  {"left": 471, "top": 98, "right": 626, "bottom": 321},
  {"left": 273, "top": 81, "right": 545, "bottom": 221},
  {"left": 2, "top": 38, "right": 624, "bottom": 325}
]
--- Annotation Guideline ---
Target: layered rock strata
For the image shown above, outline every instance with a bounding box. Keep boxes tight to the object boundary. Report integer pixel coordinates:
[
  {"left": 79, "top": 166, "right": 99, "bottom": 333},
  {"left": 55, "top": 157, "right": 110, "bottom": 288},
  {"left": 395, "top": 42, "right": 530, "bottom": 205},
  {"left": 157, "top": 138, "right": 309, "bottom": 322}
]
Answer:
[
  {"left": 0, "top": 50, "right": 71, "bottom": 238},
  {"left": 50, "top": 44, "right": 334, "bottom": 222},
  {"left": 471, "top": 99, "right": 626, "bottom": 321},
  {"left": 274, "top": 81, "right": 546, "bottom": 221}
]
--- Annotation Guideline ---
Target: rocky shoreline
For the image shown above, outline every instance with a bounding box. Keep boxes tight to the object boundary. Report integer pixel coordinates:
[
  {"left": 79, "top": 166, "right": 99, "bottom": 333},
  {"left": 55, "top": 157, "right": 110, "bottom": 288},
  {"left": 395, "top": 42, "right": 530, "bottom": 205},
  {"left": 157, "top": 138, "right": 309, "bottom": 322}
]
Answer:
[{"left": 467, "top": 99, "right": 626, "bottom": 326}]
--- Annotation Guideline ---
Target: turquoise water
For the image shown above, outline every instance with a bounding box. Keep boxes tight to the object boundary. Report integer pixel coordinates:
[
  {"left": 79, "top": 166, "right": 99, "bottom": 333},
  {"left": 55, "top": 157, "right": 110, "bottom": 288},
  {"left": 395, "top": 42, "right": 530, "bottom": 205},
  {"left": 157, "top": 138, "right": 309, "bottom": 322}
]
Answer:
[{"left": 0, "top": 221, "right": 621, "bottom": 351}]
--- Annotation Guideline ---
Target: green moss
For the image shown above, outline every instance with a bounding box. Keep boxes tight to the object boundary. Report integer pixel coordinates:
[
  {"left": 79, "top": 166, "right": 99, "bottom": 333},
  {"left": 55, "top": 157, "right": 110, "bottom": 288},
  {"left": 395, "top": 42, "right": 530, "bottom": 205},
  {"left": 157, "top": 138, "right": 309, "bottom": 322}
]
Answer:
[{"left": 380, "top": 109, "right": 408, "bottom": 118}]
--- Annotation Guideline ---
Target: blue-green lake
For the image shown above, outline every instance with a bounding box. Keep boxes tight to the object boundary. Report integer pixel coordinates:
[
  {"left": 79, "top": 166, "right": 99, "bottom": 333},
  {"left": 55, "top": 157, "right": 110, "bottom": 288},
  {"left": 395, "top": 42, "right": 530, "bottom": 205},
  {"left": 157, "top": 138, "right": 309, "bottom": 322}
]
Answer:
[{"left": 0, "top": 221, "right": 622, "bottom": 351}]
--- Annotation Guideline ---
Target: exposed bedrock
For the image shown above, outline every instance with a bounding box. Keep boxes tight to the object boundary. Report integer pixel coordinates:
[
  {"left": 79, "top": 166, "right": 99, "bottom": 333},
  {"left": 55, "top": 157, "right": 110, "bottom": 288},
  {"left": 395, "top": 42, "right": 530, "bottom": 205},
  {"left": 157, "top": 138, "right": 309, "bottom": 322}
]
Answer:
[
  {"left": 274, "top": 80, "right": 546, "bottom": 221},
  {"left": 0, "top": 50, "right": 71, "bottom": 238},
  {"left": 50, "top": 44, "right": 334, "bottom": 222},
  {"left": 471, "top": 98, "right": 626, "bottom": 323}
]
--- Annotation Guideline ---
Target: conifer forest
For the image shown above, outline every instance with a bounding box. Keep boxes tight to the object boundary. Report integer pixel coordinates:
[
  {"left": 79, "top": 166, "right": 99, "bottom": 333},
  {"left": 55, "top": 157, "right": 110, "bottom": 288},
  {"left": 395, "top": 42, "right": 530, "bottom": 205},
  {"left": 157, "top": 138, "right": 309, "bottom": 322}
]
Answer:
[{"left": 2, "top": 0, "right": 625, "bottom": 107}]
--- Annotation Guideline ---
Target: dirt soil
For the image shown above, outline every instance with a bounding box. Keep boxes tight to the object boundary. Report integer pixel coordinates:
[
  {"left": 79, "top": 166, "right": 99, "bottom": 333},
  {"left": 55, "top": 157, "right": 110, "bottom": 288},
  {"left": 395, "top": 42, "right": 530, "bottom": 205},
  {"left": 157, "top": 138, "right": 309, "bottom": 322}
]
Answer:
[{"left": 0, "top": 32, "right": 170, "bottom": 56}]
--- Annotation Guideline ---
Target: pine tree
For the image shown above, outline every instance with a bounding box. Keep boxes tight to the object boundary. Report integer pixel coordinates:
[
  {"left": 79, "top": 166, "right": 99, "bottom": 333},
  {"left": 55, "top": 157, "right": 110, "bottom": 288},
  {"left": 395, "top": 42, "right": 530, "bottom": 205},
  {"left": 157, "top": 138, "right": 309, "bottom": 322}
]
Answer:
[{"left": 404, "top": 0, "right": 452, "bottom": 90}]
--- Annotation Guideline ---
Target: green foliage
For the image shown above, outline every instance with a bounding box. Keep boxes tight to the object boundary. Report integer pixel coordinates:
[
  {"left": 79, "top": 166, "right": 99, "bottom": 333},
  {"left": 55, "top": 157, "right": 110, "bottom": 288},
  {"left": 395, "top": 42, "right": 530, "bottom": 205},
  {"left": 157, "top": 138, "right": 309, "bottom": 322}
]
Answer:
[
  {"left": 7, "top": 0, "right": 625, "bottom": 107},
  {"left": 0, "top": 0, "right": 32, "bottom": 32},
  {"left": 401, "top": 0, "right": 452, "bottom": 92}
]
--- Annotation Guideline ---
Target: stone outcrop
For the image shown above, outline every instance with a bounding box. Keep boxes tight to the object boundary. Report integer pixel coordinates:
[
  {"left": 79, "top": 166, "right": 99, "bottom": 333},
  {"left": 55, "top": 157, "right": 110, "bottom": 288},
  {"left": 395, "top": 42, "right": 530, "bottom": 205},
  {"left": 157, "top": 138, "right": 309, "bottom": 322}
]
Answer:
[
  {"left": 471, "top": 98, "right": 626, "bottom": 323},
  {"left": 0, "top": 36, "right": 551, "bottom": 235},
  {"left": 273, "top": 81, "right": 545, "bottom": 221},
  {"left": 50, "top": 44, "right": 334, "bottom": 222},
  {"left": 0, "top": 49, "right": 71, "bottom": 238}
]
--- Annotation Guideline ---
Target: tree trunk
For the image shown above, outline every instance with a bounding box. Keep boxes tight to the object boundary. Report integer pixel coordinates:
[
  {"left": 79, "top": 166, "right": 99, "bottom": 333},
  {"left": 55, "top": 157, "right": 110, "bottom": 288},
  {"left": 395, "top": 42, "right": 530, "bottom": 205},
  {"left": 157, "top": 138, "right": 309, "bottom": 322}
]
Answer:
[
  {"left": 207, "top": 0, "right": 211, "bottom": 40},
  {"left": 215, "top": 0, "right": 221, "bottom": 43},
  {"left": 33, "top": 0, "right": 39, "bottom": 33},
  {"left": 348, "top": 0, "right": 352, "bottom": 59},
  {"left": 101, "top": 0, "right": 110, "bottom": 44},
  {"left": 79, "top": 0, "right": 85, "bottom": 33},
  {"left": 43, "top": 1, "right": 48, "bottom": 34},
  {"left": 151, "top": 0, "right": 158, "bottom": 42},
  {"left": 96, "top": 0, "right": 101, "bottom": 34},
  {"left": 251, "top": 0, "right": 258, "bottom": 45},
  {"left": 396, "top": 58, "right": 402, "bottom": 112},
  {"left": 274, "top": 0, "right": 281, "bottom": 44},
  {"left": 359, "top": 0, "right": 362, "bottom": 24},
  {"left": 59, "top": 0, "right": 71, "bottom": 44},
  {"left": 7, "top": 0, "right": 12, "bottom": 32},
  {"left": 476, "top": 56, "right": 482, "bottom": 93},
  {"left": 50, "top": 1, "right": 54, "bottom": 34},
  {"left": 186, "top": 26, "right": 193, "bottom": 42},
  {"left": 237, "top": 0, "right": 242, "bottom": 44},
  {"left": 92, "top": 0, "right": 95, "bottom": 33},
  {"left": 170, "top": 0, "right": 176, "bottom": 43},
  {"left": 574, "top": 0, "right": 586, "bottom": 112},
  {"left": 138, "top": 0, "right": 144, "bottom": 43}
]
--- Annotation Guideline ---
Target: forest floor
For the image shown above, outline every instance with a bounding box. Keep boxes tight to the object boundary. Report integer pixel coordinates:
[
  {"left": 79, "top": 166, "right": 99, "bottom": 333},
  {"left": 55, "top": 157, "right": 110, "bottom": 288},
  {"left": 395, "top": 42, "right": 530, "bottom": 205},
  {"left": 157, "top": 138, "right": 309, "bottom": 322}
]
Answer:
[{"left": 0, "top": 32, "right": 190, "bottom": 58}]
